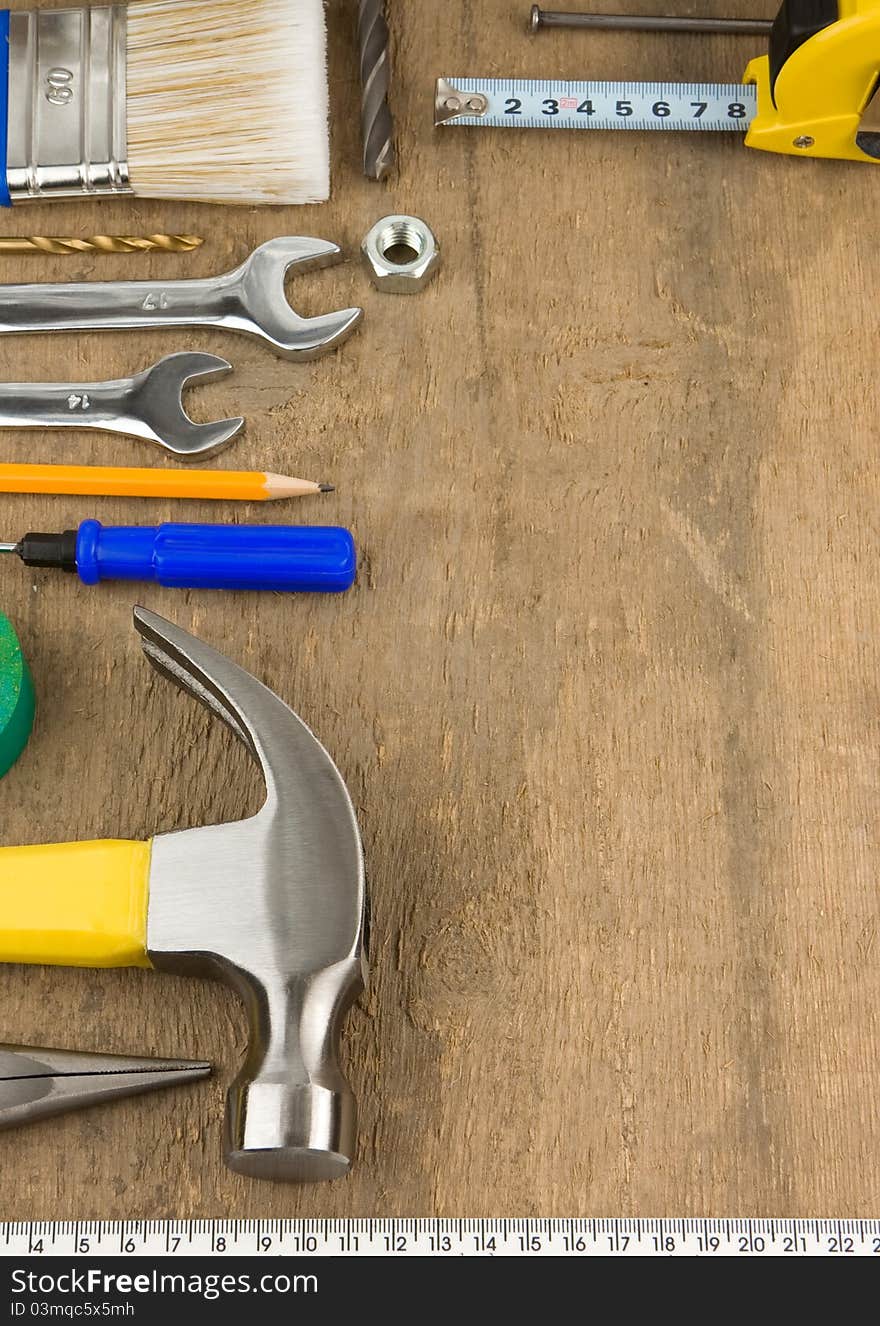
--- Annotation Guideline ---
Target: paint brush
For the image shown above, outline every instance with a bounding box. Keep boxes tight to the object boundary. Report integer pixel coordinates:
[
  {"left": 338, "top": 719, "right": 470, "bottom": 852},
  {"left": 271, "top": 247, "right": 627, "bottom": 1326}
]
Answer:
[{"left": 0, "top": 0, "right": 330, "bottom": 208}]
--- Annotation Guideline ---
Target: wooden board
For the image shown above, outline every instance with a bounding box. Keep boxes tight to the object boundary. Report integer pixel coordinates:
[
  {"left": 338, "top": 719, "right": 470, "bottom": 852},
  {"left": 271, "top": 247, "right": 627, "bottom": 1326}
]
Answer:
[{"left": 2, "top": 0, "right": 879, "bottom": 1218}]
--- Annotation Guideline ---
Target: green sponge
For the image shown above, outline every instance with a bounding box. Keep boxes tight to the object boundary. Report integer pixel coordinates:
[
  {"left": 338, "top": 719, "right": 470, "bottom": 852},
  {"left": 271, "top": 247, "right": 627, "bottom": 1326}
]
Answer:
[{"left": 0, "top": 612, "right": 35, "bottom": 779}]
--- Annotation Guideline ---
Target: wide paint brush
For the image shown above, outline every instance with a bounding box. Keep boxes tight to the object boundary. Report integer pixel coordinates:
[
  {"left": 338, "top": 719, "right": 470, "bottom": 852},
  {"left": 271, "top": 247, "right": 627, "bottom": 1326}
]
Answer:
[{"left": 0, "top": 0, "right": 330, "bottom": 207}]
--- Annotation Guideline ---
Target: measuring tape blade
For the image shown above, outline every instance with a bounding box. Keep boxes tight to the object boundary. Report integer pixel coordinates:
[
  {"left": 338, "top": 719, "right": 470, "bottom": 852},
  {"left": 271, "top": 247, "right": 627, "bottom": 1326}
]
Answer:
[
  {"left": 1, "top": 1218, "right": 877, "bottom": 1257},
  {"left": 435, "top": 77, "right": 757, "bottom": 132}
]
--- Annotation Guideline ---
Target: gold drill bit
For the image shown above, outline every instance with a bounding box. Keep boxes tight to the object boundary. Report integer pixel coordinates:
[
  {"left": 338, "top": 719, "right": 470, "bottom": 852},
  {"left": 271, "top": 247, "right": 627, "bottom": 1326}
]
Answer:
[{"left": 0, "top": 234, "right": 203, "bottom": 255}]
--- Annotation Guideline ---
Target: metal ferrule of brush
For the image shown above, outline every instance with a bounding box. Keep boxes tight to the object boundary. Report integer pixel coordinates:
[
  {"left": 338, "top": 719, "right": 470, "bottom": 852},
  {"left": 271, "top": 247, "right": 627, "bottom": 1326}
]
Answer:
[{"left": 3, "top": 5, "right": 132, "bottom": 203}]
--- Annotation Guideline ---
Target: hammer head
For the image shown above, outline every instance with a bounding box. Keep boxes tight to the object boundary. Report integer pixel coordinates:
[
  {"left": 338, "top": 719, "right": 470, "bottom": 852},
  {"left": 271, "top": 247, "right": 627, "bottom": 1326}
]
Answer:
[{"left": 133, "top": 608, "right": 367, "bottom": 1182}]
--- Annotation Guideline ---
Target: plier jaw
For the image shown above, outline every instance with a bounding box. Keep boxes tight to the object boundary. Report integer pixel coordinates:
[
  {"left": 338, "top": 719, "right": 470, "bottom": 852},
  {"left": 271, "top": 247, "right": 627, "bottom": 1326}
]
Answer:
[{"left": 0, "top": 1045, "right": 210, "bottom": 1130}]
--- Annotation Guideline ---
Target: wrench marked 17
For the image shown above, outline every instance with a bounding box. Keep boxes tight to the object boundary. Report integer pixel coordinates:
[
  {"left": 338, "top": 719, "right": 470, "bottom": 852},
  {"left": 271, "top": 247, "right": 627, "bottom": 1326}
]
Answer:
[{"left": 0, "top": 237, "right": 363, "bottom": 360}]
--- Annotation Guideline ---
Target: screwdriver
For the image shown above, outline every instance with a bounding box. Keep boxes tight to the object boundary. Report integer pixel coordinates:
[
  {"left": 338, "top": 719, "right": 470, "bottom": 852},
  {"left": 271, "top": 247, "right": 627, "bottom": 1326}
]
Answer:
[{"left": 0, "top": 520, "right": 356, "bottom": 594}]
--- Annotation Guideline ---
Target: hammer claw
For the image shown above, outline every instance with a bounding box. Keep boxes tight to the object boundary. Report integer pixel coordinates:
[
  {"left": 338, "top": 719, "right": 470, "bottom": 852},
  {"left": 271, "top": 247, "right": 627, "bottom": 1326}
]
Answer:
[{"left": 134, "top": 606, "right": 260, "bottom": 757}]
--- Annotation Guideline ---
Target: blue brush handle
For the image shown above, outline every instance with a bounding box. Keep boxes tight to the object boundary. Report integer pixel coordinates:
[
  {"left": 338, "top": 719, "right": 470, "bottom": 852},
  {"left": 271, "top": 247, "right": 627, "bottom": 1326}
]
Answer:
[
  {"left": 0, "top": 12, "right": 8, "bottom": 208},
  {"left": 74, "top": 520, "right": 357, "bottom": 593}
]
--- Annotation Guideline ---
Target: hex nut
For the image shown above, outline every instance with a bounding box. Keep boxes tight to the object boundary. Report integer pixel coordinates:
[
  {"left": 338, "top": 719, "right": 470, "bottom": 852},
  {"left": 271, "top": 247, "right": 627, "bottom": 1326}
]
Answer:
[{"left": 361, "top": 215, "right": 441, "bottom": 294}]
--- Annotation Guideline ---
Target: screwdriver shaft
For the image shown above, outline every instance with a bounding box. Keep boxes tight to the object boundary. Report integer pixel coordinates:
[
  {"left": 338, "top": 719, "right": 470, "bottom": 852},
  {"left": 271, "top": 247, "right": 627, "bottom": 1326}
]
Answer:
[
  {"left": 529, "top": 6, "right": 772, "bottom": 33},
  {"left": 0, "top": 235, "right": 203, "bottom": 255}
]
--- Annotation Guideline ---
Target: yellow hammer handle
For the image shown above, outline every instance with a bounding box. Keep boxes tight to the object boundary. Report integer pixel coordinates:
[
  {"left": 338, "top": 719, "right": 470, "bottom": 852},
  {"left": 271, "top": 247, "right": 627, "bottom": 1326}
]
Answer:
[{"left": 0, "top": 840, "right": 152, "bottom": 967}]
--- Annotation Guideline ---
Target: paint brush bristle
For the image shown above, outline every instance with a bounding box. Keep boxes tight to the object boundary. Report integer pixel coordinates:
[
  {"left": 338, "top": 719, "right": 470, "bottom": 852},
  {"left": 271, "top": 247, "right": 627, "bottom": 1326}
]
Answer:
[{"left": 126, "top": 0, "right": 330, "bottom": 204}]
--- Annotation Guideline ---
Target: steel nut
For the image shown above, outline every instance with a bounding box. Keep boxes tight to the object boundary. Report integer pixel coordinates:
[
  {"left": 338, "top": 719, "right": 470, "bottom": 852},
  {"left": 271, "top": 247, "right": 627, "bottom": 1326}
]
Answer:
[{"left": 361, "top": 216, "right": 440, "bottom": 294}]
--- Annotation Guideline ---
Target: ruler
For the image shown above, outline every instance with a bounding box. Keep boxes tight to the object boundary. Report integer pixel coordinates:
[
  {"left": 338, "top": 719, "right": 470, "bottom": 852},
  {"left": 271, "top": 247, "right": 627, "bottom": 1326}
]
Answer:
[
  {"left": 435, "top": 77, "right": 758, "bottom": 132},
  {"left": 0, "top": 1219, "right": 877, "bottom": 1257}
]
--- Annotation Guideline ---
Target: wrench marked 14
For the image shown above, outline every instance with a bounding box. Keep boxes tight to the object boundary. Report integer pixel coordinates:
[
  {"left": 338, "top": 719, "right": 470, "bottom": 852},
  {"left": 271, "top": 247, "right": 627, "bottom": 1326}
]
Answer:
[{"left": 0, "top": 354, "right": 244, "bottom": 458}]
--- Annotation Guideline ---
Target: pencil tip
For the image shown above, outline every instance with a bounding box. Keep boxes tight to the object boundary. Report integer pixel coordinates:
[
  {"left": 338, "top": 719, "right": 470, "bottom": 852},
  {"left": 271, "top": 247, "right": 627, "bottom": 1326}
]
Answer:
[{"left": 319, "top": 483, "right": 335, "bottom": 493}]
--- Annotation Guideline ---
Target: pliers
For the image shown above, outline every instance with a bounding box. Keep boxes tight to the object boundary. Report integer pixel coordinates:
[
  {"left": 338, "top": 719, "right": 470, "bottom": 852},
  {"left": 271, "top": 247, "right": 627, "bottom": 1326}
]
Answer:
[{"left": 0, "top": 1044, "right": 210, "bottom": 1130}]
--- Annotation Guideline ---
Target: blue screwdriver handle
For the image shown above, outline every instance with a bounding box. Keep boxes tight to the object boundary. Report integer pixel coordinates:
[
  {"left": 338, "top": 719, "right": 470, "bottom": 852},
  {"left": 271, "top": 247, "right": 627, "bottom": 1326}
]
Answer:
[{"left": 74, "top": 520, "right": 356, "bottom": 593}]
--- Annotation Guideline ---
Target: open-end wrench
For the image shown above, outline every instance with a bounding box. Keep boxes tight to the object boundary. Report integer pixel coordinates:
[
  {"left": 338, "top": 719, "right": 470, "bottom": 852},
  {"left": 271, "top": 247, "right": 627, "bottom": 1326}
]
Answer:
[
  {"left": 0, "top": 238, "right": 364, "bottom": 361},
  {"left": 0, "top": 353, "right": 245, "bottom": 460}
]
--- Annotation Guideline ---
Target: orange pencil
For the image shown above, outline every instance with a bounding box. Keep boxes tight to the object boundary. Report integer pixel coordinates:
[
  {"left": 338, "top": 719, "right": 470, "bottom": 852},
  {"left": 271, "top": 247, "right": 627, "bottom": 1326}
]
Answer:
[{"left": 0, "top": 463, "right": 333, "bottom": 502}]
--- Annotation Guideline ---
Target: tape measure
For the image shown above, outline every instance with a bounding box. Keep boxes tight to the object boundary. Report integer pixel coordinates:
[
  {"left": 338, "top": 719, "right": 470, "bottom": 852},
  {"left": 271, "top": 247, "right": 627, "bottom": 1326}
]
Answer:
[
  {"left": 0, "top": 1218, "right": 877, "bottom": 1257},
  {"left": 435, "top": 77, "right": 757, "bottom": 132},
  {"left": 435, "top": 0, "right": 880, "bottom": 162}
]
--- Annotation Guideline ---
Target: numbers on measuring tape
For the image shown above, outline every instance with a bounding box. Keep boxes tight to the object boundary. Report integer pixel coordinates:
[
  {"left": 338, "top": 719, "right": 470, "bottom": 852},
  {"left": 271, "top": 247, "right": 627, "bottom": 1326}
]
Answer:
[
  {"left": 529, "top": 91, "right": 748, "bottom": 122},
  {"left": 505, "top": 97, "right": 522, "bottom": 114},
  {"left": 4, "top": 1219, "right": 880, "bottom": 1256}
]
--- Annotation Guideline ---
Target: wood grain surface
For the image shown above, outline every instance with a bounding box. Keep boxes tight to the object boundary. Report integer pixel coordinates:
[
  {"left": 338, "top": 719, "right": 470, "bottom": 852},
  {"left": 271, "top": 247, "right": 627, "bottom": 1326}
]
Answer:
[{"left": 2, "top": 0, "right": 878, "bottom": 1218}]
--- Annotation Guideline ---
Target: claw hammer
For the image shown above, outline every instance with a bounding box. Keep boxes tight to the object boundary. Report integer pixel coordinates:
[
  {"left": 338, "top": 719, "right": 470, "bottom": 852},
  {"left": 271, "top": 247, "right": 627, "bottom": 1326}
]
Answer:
[{"left": 0, "top": 609, "right": 368, "bottom": 1182}]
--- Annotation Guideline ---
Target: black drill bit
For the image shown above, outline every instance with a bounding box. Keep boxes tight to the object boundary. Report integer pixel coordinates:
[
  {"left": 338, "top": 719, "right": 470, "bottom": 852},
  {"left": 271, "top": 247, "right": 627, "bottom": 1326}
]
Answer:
[{"left": 358, "top": 0, "right": 396, "bottom": 180}]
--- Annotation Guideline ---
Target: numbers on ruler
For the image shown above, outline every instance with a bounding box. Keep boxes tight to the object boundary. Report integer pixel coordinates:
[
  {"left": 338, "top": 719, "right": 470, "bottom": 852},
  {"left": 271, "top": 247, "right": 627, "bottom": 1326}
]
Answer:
[
  {"left": 499, "top": 89, "right": 752, "bottom": 122},
  {"left": 5, "top": 1219, "right": 879, "bottom": 1256}
]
